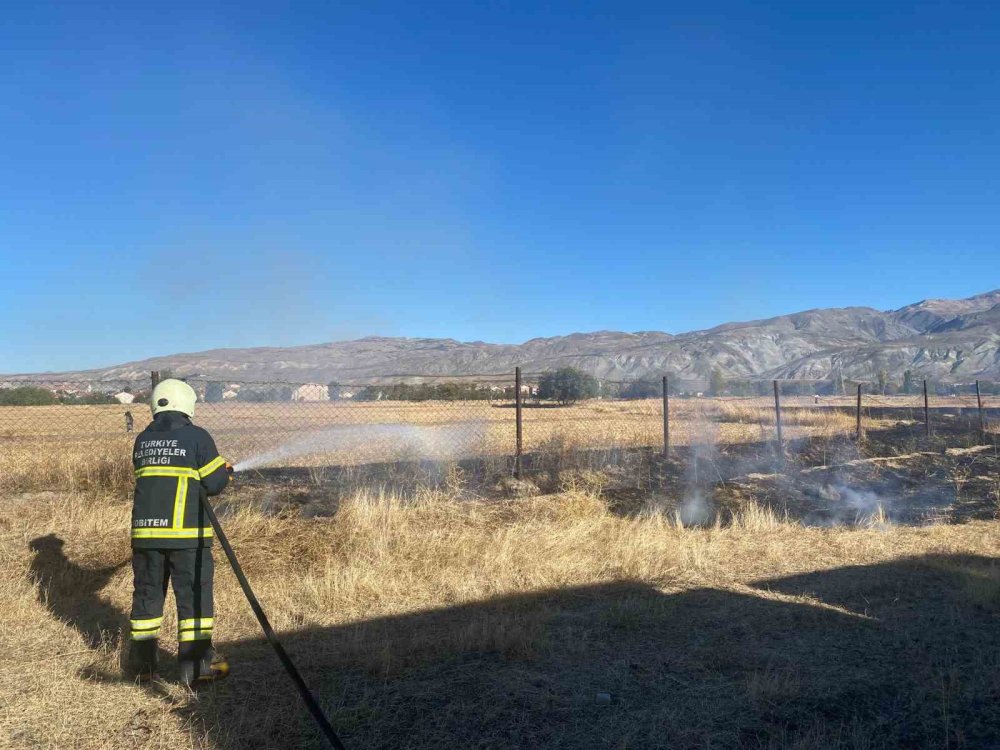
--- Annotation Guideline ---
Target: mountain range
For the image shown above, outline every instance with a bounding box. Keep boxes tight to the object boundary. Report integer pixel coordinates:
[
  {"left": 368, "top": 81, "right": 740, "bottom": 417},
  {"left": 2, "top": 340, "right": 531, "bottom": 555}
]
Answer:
[{"left": 7, "top": 290, "right": 1000, "bottom": 386}]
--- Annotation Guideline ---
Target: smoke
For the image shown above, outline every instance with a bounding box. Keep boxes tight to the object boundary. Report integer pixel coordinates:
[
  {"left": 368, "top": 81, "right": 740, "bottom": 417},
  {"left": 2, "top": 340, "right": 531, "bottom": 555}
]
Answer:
[
  {"left": 679, "top": 487, "right": 711, "bottom": 525},
  {"left": 802, "top": 481, "right": 891, "bottom": 527},
  {"left": 837, "top": 484, "right": 887, "bottom": 522},
  {"left": 232, "top": 421, "right": 488, "bottom": 472},
  {"left": 679, "top": 401, "right": 720, "bottom": 526},
  {"left": 665, "top": 396, "right": 904, "bottom": 528}
]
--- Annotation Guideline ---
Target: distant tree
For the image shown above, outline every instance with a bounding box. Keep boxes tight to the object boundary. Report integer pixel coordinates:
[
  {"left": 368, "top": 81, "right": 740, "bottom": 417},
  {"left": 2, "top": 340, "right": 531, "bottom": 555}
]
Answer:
[
  {"left": 902, "top": 369, "right": 917, "bottom": 394},
  {"left": 537, "top": 367, "right": 598, "bottom": 406},
  {"left": 67, "top": 392, "right": 118, "bottom": 405},
  {"left": 204, "top": 382, "right": 225, "bottom": 403},
  {"left": 877, "top": 369, "right": 889, "bottom": 395},
  {"left": 620, "top": 380, "right": 661, "bottom": 399},
  {"left": 709, "top": 368, "right": 726, "bottom": 396},
  {"left": 237, "top": 385, "right": 293, "bottom": 402},
  {"left": 0, "top": 386, "right": 59, "bottom": 406},
  {"left": 726, "top": 380, "right": 754, "bottom": 397}
]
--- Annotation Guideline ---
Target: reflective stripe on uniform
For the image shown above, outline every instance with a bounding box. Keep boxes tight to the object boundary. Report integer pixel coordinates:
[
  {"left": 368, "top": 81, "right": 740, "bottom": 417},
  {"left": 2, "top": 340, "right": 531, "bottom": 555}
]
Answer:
[
  {"left": 131, "top": 527, "right": 214, "bottom": 539},
  {"left": 171, "top": 476, "right": 188, "bottom": 529},
  {"left": 179, "top": 617, "right": 214, "bottom": 630},
  {"left": 135, "top": 466, "right": 200, "bottom": 479},
  {"left": 130, "top": 616, "right": 164, "bottom": 630},
  {"left": 178, "top": 629, "right": 213, "bottom": 642},
  {"left": 130, "top": 616, "right": 163, "bottom": 640},
  {"left": 198, "top": 456, "right": 226, "bottom": 477}
]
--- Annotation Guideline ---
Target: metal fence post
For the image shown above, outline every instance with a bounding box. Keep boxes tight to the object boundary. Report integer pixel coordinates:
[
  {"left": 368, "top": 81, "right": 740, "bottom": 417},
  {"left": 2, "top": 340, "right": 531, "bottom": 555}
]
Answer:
[
  {"left": 773, "top": 380, "right": 783, "bottom": 455},
  {"left": 976, "top": 380, "right": 985, "bottom": 441},
  {"left": 855, "top": 383, "right": 863, "bottom": 438},
  {"left": 515, "top": 367, "right": 523, "bottom": 478},
  {"left": 923, "top": 379, "right": 930, "bottom": 437},
  {"left": 662, "top": 375, "right": 670, "bottom": 459}
]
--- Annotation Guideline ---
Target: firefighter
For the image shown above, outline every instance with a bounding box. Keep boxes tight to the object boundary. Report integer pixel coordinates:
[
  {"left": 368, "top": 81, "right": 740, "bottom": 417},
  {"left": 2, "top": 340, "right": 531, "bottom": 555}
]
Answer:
[{"left": 127, "top": 378, "right": 231, "bottom": 686}]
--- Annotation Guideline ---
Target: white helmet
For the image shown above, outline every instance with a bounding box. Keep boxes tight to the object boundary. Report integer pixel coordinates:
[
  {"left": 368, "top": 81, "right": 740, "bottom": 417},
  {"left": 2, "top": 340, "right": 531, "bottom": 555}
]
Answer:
[{"left": 151, "top": 378, "right": 197, "bottom": 418}]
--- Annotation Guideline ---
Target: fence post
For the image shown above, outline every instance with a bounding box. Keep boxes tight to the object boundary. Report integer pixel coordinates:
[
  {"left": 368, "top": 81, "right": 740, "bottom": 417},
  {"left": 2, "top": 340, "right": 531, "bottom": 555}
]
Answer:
[
  {"left": 773, "top": 380, "right": 783, "bottom": 455},
  {"left": 976, "top": 380, "right": 985, "bottom": 441},
  {"left": 923, "top": 379, "right": 930, "bottom": 438},
  {"left": 662, "top": 375, "right": 670, "bottom": 459},
  {"left": 855, "top": 383, "right": 863, "bottom": 439},
  {"left": 151, "top": 370, "right": 161, "bottom": 390},
  {"left": 514, "top": 367, "right": 523, "bottom": 478}
]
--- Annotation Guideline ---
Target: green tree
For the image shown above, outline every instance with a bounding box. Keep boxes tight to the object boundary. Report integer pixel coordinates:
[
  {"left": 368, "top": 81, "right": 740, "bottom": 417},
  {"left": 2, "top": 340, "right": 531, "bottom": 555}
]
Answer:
[
  {"left": 204, "top": 382, "right": 225, "bottom": 403},
  {"left": 537, "top": 367, "right": 598, "bottom": 406},
  {"left": 237, "top": 385, "right": 293, "bottom": 402},
  {"left": 67, "top": 392, "right": 117, "bottom": 405},
  {"left": 877, "top": 369, "right": 889, "bottom": 395},
  {"left": 620, "top": 380, "right": 660, "bottom": 399},
  {"left": 709, "top": 368, "right": 726, "bottom": 396},
  {"left": 902, "top": 369, "right": 916, "bottom": 394},
  {"left": 0, "top": 386, "right": 59, "bottom": 405},
  {"left": 834, "top": 369, "right": 846, "bottom": 396}
]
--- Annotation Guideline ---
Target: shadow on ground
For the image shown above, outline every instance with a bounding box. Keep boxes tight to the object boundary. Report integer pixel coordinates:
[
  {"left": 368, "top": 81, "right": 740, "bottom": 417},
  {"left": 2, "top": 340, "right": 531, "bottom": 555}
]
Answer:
[
  {"left": 28, "top": 534, "right": 129, "bottom": 649},
  {"left": 27, "top": 537, "right": 1000, "bottom": 749}
]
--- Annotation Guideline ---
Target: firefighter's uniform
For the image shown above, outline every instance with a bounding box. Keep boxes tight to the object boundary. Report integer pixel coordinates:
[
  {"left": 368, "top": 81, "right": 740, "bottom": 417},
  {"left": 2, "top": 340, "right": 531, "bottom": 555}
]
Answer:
[{"left": 127, "top": 379, "right": 230, "bottom": 685}]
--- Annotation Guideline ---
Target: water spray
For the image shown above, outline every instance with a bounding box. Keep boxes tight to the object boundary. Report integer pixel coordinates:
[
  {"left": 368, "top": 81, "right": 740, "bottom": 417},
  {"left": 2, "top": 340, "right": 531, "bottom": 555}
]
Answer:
[{"left": 231, "top": 421, "right": 488, "bottom": 474}]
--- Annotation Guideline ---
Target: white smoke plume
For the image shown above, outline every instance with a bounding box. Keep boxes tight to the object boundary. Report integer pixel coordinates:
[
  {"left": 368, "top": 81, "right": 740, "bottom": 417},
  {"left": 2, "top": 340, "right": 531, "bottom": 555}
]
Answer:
[{"left": 679, "top": 401, "right": 721, "bottom": 526}]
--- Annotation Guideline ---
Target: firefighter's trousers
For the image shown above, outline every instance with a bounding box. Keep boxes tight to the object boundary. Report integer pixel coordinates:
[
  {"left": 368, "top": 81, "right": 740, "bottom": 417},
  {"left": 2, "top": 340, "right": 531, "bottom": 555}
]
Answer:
[{"left": 129, "top": 547, "right": 215, "bottom": 665}]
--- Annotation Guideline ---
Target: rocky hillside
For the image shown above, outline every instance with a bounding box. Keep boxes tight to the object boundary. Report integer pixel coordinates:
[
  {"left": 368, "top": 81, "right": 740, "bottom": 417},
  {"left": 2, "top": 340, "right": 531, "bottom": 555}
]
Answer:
[{"left": 7, "top": 290, "right": 1000, "bottom": 385}]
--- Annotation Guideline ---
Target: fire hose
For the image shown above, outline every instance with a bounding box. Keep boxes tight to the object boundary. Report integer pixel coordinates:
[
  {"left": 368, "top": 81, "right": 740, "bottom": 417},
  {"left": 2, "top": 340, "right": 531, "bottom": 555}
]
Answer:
[{"left": 202, "top": 475, "right": 347, "bottom": 750}]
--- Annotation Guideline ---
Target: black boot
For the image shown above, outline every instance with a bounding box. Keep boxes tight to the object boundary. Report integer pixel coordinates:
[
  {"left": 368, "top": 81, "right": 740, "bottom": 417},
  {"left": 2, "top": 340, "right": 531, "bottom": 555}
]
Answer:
[
  {"left": 126, "top": 639, "right": 158, "bottom": 681},
  {"left": 178, "top": 641, "right": 229, "bottom": 687}
]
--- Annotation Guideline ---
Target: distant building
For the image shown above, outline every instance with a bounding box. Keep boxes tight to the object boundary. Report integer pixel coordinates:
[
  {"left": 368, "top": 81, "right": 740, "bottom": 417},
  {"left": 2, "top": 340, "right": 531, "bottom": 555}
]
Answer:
[
  {"left": 291, "top": 383, "right": 329, "bottom": 402},
  {"left": 222, "top": 389, "right": 239, "bottom": 400},
  {"left": 113, "top": 392, "right": 135, "bottom": 404}
]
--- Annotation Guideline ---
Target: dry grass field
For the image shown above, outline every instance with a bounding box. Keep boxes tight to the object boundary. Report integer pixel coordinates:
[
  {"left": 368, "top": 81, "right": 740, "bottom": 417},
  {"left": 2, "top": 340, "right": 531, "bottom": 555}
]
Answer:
[
  {"left": 3, "top": 396, "right": 999, "bottom": 748},
  {"left": 0, "top": 396, "right": 944, "bottom": 493},
  {"left": 5, "top": 480, "right": 1000, "bottom": 749}
]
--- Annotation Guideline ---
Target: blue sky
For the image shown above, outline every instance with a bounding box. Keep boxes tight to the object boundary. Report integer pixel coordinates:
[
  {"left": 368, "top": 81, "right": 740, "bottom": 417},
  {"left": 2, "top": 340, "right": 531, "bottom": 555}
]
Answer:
[{"left": 2, "top": 2, "right": 998, "bottom": 373}]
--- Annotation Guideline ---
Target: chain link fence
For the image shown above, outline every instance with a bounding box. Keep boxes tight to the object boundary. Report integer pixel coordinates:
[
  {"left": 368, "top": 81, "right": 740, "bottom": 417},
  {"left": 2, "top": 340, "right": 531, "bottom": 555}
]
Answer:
[{"left": 1, "top": 372, "right": 997, "bottom": 492}]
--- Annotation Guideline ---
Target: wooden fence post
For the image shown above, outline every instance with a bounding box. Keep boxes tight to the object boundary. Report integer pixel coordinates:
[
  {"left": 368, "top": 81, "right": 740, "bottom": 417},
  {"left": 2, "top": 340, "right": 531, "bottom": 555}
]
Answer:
[
  {"left": 976, "top": 380, "right": 985, "bottom": 441},
  {"left": 662, "top": 375, "right": 670, "bottom": 459},
  {"left": 773, "top": 380, "right": 784, "bottom": 455},
  {"left": 923, "top": 379, "right": 930, "bottom": 438},
  {"left": 856, "top": 383, "right": 863, "bottom": 439},
  {"left": 515, "top": 367, "right": 523, "bottom": 478}
]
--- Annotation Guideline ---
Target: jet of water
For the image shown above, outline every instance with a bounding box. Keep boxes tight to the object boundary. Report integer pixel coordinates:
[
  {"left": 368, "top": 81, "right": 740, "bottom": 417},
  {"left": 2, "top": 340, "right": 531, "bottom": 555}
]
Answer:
[{"left": 231, "top": 421, "right": 487, "bottom": 472}]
